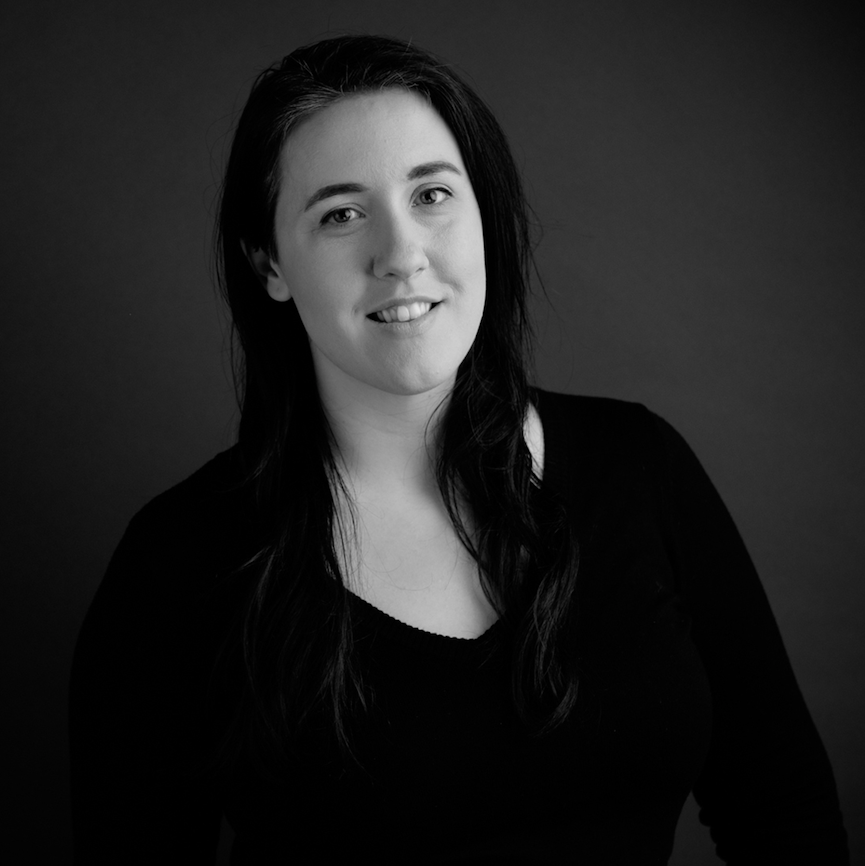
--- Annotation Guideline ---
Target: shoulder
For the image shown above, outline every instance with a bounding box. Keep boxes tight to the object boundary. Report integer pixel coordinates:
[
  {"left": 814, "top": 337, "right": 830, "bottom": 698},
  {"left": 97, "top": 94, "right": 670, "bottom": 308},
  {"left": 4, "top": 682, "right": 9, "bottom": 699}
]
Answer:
[
  {"left": 531, "top": 387, "right": 662, "bottom": 459},
  {"left": 125, "top": 446, "right": 248, "bottom": 551},
  {"left": 530, "top": 388, "right": 699, "bottom": 504},
  {"left": 133, "top": 445, "right": 245, "bottom": 527},
  {"left": 532, "top": 386, "right": 659, "bottom": 426},
  {"left": 97, "top": 445, "right": 251, "bottom": 611},
  {"left": 72, "top": 449, "right": 251, "bottom": 762}
]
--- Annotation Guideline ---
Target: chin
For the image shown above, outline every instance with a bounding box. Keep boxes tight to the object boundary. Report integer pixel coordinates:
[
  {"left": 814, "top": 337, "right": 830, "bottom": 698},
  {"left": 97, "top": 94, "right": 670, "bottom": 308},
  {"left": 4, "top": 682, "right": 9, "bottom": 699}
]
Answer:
[
  {"left": 381, "top": 379, "right": 452, "bottom": 399},
  {"left": 372, "top": 368, "right": 457, "bottom": 398}
]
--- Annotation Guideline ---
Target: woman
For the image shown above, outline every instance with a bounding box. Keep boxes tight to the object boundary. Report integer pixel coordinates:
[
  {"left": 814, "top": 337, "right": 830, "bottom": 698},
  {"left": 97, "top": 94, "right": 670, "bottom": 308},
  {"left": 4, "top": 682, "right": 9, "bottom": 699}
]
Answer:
[{"left": 69, "top": 35, "right": 848, "bottom": 864}]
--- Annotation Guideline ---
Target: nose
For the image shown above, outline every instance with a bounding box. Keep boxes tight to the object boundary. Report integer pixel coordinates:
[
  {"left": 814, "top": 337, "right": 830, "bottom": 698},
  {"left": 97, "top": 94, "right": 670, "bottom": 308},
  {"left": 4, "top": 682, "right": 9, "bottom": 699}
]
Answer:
[{"left": 371, "top": 211, "right": 429, "bottom": 281}]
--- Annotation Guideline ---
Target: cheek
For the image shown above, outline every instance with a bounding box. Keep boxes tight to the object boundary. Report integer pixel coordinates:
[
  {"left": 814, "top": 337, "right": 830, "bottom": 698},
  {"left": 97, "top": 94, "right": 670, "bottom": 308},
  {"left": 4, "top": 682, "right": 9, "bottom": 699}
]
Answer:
[
  {"left": 458, "top": 216, "right": 487, "bottom": 299},
  {"left": 438, "top": 212, "right": 486, "bottom": 286},
  {"left": 285, "top": 246, "right": 356, "bottom": 327},
  {"left": 294, "top": 287, "right": 348, "bottom": 345}
]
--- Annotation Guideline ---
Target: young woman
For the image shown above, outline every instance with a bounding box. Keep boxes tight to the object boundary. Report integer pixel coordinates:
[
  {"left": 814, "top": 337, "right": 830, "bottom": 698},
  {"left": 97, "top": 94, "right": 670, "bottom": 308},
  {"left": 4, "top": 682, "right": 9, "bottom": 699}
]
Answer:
[{"left": 69, "top": 35, "right": 848, "bottom": 864}]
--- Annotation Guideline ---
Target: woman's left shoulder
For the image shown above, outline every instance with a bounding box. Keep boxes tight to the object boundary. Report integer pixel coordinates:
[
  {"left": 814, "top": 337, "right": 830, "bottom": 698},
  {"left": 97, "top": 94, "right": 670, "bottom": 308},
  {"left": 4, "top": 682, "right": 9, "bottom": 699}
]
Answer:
[
  {"left": 531, "top": 387, "right": 665, "bottom": 453},
  {"left": 529, "top": 388, "right": 707, "bottom": 505}
]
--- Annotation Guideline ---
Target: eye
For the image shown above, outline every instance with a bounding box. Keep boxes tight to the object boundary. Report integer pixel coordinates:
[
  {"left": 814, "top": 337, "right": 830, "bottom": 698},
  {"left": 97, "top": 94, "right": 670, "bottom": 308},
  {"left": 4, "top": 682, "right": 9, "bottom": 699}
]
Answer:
[
  {"left": 321, "top": 206, "right": 363, "bottom": 226},
  {"left": 415, "top": 187, "right": 452, "bottom": 206}
]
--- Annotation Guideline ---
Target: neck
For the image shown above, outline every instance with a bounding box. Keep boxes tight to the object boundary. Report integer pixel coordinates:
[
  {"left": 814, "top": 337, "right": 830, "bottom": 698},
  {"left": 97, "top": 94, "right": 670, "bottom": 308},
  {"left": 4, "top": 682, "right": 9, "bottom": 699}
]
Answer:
[{"left": 317, "top": 373, "right": 454, "bottom": 498}]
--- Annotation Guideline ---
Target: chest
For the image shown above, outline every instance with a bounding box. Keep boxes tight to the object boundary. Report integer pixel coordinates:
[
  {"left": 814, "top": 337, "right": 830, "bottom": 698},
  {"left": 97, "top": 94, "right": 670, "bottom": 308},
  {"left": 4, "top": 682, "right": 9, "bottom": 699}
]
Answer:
[{"left": 344, "top": 498, "right": 498, "bottom": 639}]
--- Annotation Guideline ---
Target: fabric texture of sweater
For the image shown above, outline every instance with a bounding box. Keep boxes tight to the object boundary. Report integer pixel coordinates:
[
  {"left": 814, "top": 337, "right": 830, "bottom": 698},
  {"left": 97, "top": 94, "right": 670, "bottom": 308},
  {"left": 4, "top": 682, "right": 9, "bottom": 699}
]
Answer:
[{"left": 69, "top": 390, "right": 848, "bottom": 864}]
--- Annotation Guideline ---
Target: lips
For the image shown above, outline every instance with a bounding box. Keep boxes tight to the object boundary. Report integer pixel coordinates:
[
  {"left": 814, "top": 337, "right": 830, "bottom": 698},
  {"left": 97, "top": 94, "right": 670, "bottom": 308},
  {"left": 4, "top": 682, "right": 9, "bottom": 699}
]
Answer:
[{"left": 367, "top": 299, "right": 440, "bottom": 324}]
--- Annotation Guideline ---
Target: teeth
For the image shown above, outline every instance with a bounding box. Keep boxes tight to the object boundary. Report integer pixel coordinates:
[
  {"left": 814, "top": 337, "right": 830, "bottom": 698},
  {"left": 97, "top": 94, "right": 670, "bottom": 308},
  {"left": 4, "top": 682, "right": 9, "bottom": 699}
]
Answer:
[{"left": 374, "top": 301, "right": 433, "bottom": 323}]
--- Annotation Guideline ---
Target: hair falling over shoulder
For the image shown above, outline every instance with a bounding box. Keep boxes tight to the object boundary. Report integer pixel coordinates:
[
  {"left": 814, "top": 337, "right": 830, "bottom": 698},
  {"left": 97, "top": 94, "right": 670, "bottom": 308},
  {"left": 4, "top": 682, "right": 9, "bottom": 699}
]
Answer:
[{"left": 211, "top": 34, "right": 581, "bottom": 775}]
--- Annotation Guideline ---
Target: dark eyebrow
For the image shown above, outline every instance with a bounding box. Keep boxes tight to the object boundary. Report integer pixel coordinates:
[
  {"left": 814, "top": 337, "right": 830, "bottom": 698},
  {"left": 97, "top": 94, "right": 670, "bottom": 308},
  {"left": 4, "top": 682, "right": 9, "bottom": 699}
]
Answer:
[
  {"left": 303, "top": 182, "right": 368, "bottom": 212},
  {"left": 406, "top": 160, "right": 463, "bottom": 180},
  {"left": 302, "top": 162, "right": 462, "bottom": 212}
]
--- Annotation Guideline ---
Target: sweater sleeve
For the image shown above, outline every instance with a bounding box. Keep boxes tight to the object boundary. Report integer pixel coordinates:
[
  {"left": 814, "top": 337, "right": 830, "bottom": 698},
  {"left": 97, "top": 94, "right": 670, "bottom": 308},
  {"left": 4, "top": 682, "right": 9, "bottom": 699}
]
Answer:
[
  {"left": 69, "top": 510, "right": 222, "bottom": 865},
  {"left": 650, "top": 413, "right": 848, "bottom": 864}
]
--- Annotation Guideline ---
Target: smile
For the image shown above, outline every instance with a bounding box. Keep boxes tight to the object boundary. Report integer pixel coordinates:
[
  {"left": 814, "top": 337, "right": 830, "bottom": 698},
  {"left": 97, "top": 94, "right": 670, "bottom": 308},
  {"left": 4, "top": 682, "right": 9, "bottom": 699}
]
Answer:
[{"left": 369, "top": 301, "right": 439, "bottom": 324}]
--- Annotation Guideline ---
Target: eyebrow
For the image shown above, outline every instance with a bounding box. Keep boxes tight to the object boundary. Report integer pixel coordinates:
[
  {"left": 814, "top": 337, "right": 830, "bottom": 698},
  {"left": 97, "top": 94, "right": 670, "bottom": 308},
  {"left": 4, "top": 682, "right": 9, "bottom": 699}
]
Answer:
[
  {"left": 407, "top": 160, "right": 462, "bottom": 181},
  {"left": 302, "top": 161, "right": 463, "bottom": 212}
]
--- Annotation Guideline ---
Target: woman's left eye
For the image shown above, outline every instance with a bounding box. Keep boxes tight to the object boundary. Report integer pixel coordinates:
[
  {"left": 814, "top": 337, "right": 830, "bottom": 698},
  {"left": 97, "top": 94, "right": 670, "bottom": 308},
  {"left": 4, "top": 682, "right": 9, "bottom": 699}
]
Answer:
[{"left": 415, "top": 187, "right": 451, "bottom": 206}]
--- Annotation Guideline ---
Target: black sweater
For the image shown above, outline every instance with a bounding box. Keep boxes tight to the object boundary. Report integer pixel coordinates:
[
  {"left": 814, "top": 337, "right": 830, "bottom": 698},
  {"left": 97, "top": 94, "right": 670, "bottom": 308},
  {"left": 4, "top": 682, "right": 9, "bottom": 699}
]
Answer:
[{"left": 69, "top": 391, "right": 848, "bottom": 864}]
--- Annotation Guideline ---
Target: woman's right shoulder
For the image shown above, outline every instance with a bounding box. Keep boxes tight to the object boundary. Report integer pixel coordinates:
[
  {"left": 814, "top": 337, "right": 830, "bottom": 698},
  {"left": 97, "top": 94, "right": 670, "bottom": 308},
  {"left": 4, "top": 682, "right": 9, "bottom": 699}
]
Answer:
[
  {"left": 71, "top": 447, "right": 252, "bottom": 789},
  {"left": 131, "top": 444, "right": 246, "bottom": 532},
  {"left": 95, "top": 446, "right": 253, "bottom": 611}
]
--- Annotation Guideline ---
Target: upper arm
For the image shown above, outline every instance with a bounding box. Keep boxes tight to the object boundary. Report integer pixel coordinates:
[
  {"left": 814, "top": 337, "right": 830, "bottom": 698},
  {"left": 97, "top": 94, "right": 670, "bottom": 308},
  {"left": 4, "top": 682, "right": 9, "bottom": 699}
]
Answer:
[
  {"left": 649, "top": 413, "right": 848, "bottom": 864},
  {"left": 69, "top": 514, "right": 222, "bottom": 864}
]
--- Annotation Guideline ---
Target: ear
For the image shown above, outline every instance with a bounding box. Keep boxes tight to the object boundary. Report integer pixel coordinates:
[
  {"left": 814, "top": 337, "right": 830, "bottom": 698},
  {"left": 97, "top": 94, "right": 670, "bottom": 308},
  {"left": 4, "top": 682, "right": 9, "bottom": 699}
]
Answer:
[{"left": 240, "top": 240, "right": 291, "bottom": 302}]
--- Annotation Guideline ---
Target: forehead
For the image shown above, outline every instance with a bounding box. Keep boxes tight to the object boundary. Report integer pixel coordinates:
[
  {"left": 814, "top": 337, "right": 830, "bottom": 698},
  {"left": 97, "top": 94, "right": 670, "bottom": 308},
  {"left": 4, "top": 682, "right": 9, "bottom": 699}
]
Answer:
[{"left": 279, "top": 89, "right": 465, "bottom": 198}]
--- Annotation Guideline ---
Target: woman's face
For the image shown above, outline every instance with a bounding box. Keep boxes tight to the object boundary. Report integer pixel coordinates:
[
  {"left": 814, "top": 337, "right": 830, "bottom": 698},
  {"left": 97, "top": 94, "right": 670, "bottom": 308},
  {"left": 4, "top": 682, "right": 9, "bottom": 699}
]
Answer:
[{"left": 262, "top": 88, "right": 486, "bottom": 402}]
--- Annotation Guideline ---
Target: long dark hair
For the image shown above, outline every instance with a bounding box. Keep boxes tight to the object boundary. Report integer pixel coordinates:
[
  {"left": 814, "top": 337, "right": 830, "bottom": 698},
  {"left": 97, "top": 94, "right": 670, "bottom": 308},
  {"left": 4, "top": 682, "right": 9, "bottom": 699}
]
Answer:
[{"left": 215, "top": 34, "right": 580, "bottom": 769}]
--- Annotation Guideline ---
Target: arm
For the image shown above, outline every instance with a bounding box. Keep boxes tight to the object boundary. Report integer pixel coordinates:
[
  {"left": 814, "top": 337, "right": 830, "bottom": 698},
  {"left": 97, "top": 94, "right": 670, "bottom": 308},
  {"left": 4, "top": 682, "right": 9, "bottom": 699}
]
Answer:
[
  {"left": 651, "top": 413, "right": 848, "bottom": 864},
  {"left": 69, "top": 512, "right": 222, "bottom": 865}
]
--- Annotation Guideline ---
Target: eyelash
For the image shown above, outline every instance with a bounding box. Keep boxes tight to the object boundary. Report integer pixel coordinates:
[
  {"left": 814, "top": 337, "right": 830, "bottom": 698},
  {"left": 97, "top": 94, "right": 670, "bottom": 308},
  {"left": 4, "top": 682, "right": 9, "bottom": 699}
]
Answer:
[{"left": 320, "top": 186, "right": 453, "bottom": 226}]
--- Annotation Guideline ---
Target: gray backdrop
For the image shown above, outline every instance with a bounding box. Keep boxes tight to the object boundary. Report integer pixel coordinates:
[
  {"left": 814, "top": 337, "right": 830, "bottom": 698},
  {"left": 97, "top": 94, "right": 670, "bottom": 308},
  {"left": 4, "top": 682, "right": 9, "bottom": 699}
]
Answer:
[{"left": 1, "top": 1, "right": 862, "bottom": 863}]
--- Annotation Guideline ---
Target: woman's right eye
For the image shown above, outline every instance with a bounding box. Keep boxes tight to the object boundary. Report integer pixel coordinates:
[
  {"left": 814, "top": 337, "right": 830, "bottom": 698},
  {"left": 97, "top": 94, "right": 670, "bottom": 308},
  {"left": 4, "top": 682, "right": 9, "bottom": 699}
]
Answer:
[{"left": 321, "top": 207, "right": 362, "bottom": 226}]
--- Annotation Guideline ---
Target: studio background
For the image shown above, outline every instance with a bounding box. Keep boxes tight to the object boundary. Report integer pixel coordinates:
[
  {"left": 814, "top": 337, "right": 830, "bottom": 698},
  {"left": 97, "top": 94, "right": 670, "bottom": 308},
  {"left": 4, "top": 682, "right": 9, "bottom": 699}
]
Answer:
[{"left": 1, "top": 1, "right": 862, "bottom": 863}]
